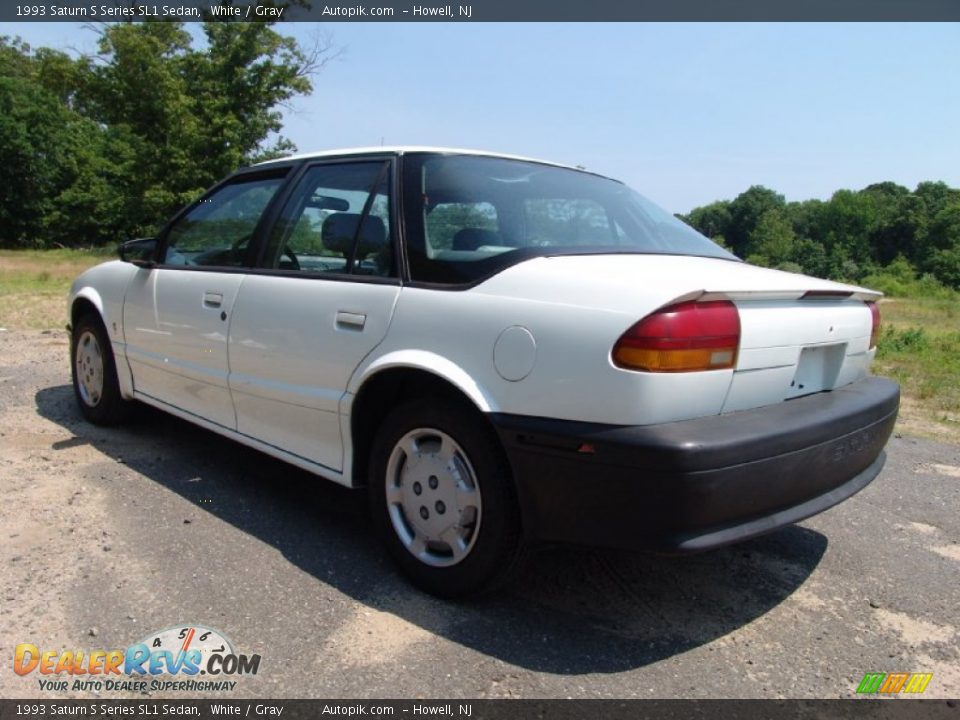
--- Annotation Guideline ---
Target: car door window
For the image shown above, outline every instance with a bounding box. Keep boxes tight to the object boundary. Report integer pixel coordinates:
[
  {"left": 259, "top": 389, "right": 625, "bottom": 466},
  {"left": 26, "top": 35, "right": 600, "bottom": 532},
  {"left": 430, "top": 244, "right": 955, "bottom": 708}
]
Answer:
[
  {"left": 161, "top": 175, "right": 286, "bottom": 267},
  {"left": 262, "top": 161, "right": 394, "bottom": 277}
]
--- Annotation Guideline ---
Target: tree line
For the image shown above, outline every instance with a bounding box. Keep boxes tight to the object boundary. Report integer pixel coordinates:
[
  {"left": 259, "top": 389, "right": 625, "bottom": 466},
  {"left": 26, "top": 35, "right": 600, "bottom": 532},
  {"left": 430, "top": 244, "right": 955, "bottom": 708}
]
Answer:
[
  {"left": 679, "top": 181, "right": 960, "bottom": 290},
  {"left": 0, "top": 21, "right": 332, "bottom": 250}
]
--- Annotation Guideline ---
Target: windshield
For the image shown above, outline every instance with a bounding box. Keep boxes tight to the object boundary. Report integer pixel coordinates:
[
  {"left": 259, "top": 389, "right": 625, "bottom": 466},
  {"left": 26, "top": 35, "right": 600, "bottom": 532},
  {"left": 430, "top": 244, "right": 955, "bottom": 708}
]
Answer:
[{"left": 401, "top": 153, "right": 737, "bottom": 285}]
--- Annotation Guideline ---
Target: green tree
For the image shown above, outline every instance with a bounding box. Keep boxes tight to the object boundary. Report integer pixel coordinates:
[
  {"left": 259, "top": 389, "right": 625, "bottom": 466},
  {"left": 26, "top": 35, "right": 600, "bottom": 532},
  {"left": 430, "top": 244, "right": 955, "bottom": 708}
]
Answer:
[
  {"left": 915, "top": 181, "right": 960, "bottom": 219},
  {"left": 746, "top": 209, "right": 796, "bottom": 267},
  {"left": 0, "top": 23, "right": 333, "bottom": 248},
  {"left": 0, "top": 76, "right": 105, "bottom": 247},
  {"left": 785, "top": 199, "right": 828, "bottom": 246},
  {"left": 188, "top": 23, "right": 331, "bottom": 173},
  {"left": 79, "top": 21, "right": 333, "bottom": 231},
  {"left": 921, "top": 202, "right": 960, "bottom": 288},
  {"left": 726, "top": 186, "right": 785, "bottom": 257},
  {"left": 927, "top": 246, "right": 960, "bottom": 288},
  {"left": 925, "top": 203, "right": 960, "bottom": 252},
  {"left": 821, "top": 189, "right": 878, "bottom": 270},
  {"left": 789, "top": 237, "right": 829, "bottom": 278},
  {"left": 0, "top": 36, "right": 36, "bottom": 79},
  {"left": 872, "top": 193, "right": 926, "bottom": 266},
  {"left": 683, "top": 200, "right": 731, "bottom": 244}
]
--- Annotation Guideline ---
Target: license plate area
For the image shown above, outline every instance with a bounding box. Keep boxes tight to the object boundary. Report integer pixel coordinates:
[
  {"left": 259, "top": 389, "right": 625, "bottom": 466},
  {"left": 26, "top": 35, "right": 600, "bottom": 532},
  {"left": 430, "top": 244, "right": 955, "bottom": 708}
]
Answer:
[{"left": 785, "top": 343, "right": 847, "bottom": 399}]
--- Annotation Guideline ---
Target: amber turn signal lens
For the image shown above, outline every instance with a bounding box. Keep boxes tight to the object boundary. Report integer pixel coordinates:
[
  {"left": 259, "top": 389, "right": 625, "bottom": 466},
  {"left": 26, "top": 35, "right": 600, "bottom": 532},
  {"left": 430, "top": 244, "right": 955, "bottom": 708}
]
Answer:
[{"left": 612, "top": 300, "right": 740, "bottom": 373}]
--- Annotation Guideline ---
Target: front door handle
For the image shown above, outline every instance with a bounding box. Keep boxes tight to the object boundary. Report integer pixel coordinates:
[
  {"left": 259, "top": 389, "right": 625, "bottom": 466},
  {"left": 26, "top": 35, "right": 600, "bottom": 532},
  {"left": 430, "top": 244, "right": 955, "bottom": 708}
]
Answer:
[
  {"left": 336, "top": 311, "right": 367, "bottom": 330},
  {"left": 203, "top": 292, "right": 223, "bottom": 308}
]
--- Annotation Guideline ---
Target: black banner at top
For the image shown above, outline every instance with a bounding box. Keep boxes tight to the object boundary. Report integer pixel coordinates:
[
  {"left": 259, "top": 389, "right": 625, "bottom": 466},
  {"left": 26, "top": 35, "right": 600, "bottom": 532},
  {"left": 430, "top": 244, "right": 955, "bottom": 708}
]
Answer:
[{"left": 4, "top": 0, "right": 960, "bottom": 22}]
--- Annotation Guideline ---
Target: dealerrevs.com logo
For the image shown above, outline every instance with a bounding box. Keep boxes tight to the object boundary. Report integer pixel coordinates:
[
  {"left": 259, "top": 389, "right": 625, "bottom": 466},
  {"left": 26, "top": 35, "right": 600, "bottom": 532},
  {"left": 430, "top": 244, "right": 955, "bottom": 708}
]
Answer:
[{"left": 14, "top": 624, "right": 261, "bottom": 693}]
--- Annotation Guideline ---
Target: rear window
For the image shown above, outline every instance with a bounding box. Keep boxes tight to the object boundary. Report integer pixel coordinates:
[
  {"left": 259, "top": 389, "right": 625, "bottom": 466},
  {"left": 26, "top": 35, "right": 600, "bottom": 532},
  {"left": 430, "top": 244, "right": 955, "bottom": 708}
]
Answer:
[{"left": 402, "top": 153, "right": 736, "bottom": 285}]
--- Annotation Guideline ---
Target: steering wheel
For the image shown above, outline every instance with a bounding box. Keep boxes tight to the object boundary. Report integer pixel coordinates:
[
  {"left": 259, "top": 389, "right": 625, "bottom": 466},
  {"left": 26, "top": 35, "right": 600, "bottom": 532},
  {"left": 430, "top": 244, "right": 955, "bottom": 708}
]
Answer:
[
  {"left": 278, "top": 245, "right": 300, "bottom": 270},
  {"left": 230, "top": 233, "right": 251, "bottom": 253}
]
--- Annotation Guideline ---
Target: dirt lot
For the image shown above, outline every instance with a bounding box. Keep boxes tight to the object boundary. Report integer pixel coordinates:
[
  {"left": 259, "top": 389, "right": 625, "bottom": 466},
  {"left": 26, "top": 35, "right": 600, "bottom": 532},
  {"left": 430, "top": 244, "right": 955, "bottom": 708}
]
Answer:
[{"left": 1, "top": 328, "right": 958, "bottom": 699}]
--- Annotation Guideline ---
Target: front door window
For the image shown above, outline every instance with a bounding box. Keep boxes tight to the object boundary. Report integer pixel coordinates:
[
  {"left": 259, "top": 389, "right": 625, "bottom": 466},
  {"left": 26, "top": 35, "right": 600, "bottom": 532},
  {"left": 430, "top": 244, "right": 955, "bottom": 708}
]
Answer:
[{"left": 162, "top": 175, "right": 286, "bottom": 267}]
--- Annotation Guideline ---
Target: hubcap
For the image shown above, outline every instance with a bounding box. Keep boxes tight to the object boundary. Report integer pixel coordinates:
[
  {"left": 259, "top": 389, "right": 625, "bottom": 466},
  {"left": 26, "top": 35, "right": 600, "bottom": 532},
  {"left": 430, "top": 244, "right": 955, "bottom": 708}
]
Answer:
[
  {"left": 385, "top": 428, "right": 482, "bottom": 567},
  {"left": 75, "top": 330, "right": 104, "bottom": 407}
]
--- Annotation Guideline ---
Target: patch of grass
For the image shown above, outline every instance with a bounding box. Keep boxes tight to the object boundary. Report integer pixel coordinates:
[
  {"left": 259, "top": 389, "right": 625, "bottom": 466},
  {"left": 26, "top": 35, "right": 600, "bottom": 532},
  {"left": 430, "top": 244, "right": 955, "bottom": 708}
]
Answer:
[
  {"left": 0, "top": 248, "right": 114, "bottom": 330},
  {"left": 874, "top": 297, "right": 960, "bottom": 441}
]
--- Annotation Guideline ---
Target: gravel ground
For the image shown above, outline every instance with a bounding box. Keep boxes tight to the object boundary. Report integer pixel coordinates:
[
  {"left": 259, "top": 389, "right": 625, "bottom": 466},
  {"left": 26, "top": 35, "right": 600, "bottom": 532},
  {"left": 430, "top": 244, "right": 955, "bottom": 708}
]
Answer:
[{"left": 0, "top": 328, "right": 958, "bottom": 699}]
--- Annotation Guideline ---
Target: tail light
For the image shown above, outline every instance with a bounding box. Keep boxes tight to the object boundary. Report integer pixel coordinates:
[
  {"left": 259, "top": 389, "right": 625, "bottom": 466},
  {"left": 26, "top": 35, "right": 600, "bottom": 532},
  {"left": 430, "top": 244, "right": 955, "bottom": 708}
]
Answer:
[
  {"left": 612, "top": 300, "right": 741, "bottom": 373},
  {"left": 867, "top": 301, "right": 880, "bottom": 349}
]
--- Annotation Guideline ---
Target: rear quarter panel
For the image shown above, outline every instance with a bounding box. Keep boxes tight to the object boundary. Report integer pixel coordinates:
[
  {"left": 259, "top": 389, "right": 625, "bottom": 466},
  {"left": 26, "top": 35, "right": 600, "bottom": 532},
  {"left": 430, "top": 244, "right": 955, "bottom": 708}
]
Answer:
[
  {"left": 349, "top": 283, "right": 732, "bottom": 426},
  {"left": 351, "top": 254, "right": 879, "bottom": 427}
]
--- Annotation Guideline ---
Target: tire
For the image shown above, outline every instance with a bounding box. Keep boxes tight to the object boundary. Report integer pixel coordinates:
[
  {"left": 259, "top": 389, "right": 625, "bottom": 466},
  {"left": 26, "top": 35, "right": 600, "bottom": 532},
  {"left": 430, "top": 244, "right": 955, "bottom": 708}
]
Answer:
[
  {"left": 70, "top": 313, "right": 132, "bottom": 426},
  {"left": 368, "top": 397, "right": 527, "bottom": 597}
]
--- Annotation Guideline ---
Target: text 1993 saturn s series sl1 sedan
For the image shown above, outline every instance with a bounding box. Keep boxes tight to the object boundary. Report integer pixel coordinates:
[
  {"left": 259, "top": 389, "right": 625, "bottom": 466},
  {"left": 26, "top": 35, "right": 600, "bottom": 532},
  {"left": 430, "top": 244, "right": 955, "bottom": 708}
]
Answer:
[{"left": 68, "top": 147, "right": 900, "bottom": 596}]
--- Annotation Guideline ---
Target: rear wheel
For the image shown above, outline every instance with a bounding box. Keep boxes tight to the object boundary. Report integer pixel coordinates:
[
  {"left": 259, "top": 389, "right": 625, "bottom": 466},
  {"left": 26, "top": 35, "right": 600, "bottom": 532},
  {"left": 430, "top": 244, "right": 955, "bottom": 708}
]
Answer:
[
  {"left": 368, "top": 398, "right": 526, "bottom": 597},
  {"left": 71, "top": 313, "right": 132, "bottom": 426}
]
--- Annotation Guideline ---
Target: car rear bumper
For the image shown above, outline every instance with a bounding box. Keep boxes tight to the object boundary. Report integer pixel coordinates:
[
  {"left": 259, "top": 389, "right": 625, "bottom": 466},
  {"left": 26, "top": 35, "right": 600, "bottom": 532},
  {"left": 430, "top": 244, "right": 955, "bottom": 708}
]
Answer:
[{"left": 490, "top": 376, "right": 899, "bottom": 553}]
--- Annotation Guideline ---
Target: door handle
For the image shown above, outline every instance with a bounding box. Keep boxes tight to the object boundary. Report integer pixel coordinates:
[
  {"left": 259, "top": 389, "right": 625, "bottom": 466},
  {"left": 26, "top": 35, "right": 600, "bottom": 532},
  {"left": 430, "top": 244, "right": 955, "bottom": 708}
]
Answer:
[
  {"left": 336, "top": 311, "right": 367, "bottom": 330},
  {"left": 203, "top": 292, "right": 224, "bottom": 308}
]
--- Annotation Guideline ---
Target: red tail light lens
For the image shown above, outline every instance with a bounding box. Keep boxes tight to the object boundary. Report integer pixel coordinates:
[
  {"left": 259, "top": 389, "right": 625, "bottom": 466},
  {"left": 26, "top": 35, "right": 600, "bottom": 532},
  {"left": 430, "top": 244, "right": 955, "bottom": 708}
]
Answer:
[
  {"left": 612, "top": 300, "right": 741, "bottom": 373},
  {"left": 867, "top": 301, "right": 880, "bottom": 349}
]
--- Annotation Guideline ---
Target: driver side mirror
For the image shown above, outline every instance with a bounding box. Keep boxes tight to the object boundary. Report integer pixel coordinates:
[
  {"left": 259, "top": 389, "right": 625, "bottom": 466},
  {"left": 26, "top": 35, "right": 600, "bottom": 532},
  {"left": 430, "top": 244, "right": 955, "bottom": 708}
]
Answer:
[{"left": 118, "top": 237, "right": 158, "bottom": 268}]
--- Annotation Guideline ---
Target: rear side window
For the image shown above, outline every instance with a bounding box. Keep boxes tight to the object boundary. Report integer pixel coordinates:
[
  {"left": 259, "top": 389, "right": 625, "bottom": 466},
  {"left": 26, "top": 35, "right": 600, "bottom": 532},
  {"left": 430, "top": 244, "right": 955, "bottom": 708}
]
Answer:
[
  {"left": 261, "top": 161, "right": 394, "bottom": 277},
  {"left": 162, "top": 175, "right": 286, "bottom": 267}
]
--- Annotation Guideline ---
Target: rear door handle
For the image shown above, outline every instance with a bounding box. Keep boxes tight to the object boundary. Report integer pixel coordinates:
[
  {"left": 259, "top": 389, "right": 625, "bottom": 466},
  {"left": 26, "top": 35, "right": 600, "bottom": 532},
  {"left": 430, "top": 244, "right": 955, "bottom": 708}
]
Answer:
[
  {"left": 336, "top": 311, "right": 366, "bottom": 330},
  {"left": 203, "top": 292, "right": 223, "bottom": 308}
]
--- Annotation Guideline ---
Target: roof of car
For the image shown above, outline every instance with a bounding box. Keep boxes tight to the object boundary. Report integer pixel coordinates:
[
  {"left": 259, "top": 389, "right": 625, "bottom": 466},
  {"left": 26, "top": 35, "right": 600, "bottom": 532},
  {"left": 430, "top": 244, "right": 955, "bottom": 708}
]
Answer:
[{"left": 253, "top": 146, "right": 592, "bottom": 173}]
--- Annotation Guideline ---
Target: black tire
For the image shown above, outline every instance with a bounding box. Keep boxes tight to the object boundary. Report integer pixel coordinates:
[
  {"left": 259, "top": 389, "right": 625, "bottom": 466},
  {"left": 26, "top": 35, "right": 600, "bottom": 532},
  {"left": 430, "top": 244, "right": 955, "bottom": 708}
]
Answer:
[
  {"left": 70, "top": 313, "right": 132, "bottom": 426},
  {"left": 368, "top": 397, "right": 527, "bottom": 597}
]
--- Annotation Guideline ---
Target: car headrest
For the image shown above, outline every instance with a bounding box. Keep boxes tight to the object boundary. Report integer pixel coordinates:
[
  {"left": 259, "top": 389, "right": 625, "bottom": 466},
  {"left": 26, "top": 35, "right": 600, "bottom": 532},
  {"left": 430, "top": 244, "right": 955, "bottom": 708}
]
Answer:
[
  {"left": 452, "top": 227, "right": 501, "bottom": 251},
  {"left": 322, "top": 213, "right": 388, "bottom": 258}
]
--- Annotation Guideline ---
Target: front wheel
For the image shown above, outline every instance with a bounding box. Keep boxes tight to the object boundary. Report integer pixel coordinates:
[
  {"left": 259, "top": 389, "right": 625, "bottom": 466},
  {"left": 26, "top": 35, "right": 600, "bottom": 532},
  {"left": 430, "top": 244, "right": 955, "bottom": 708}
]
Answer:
[
  {"left": 368, "top": 398, "right": 526, "bottom": 597},
  {"left": 71, "top": 313, "right": 132, "bottom": 426}
]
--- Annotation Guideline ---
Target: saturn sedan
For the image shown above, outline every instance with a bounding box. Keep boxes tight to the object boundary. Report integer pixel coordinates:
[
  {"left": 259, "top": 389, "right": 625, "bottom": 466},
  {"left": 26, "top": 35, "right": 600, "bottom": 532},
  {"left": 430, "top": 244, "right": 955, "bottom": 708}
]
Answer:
[{"left": 68, "top": 147, "right": 900, "bottom": 596}]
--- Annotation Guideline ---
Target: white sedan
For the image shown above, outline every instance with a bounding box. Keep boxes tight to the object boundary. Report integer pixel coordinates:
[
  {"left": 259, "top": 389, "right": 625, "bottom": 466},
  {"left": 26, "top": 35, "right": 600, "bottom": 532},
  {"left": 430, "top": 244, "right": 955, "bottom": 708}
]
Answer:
[{"left": 68, "top": 147, "right": 899, "bottom": 596}]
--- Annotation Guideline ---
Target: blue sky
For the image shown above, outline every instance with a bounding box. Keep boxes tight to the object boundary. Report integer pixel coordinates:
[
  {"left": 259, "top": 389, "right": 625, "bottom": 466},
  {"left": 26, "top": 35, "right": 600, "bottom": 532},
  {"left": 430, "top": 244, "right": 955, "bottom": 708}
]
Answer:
[{"left": 8, "top": 22, "right": 960, "bottom": 213}]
